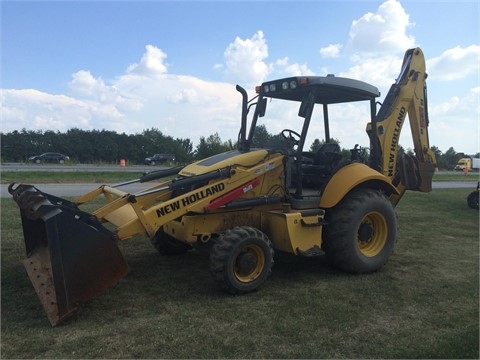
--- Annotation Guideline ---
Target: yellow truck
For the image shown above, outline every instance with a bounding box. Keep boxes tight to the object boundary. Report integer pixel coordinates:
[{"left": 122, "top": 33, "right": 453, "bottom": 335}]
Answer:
[{"left": 454, "top": 157, "right": 480, "bottom": 172}]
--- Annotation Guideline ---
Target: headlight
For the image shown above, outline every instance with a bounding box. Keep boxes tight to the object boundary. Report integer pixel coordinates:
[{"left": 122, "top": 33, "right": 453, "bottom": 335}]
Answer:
[
  {"left": 263, "top": 85, "right": 269, "bottom": 93},
  {"left": 282, "top": 81, "right": 289, "bottom": 90},
  {"left": 290, "top": 80, "right": 297, "bottom": 89},
  {"left": 269, "top": 83, "right": 276, "bottom": 92}
]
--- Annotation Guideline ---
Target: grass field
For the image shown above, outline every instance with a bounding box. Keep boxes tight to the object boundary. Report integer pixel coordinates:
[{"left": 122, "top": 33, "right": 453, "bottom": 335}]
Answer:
[{"left": 1, "top": 187, "right": 479, "bottom": 358}]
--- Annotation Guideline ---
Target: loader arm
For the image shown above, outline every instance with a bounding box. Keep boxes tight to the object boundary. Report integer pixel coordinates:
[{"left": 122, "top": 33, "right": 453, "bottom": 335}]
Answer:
[
  {"left": 367, "top": 48, "right": 437, "bottom": 205},
  {"left": 8, "top": 151, "right": 285, "bottom": 326}
]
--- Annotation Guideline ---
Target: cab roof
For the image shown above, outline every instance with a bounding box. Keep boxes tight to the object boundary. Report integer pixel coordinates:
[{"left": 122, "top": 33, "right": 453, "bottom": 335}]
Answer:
[{"left": 258, "top": 75, "right": 380, "bottom": 104}]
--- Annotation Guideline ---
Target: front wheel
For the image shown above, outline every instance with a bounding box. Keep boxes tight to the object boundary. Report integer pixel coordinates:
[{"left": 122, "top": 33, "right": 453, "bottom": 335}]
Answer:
[
  {"left": 323, "top": 189, "right": 397, "bottom": 273},
  {"left": 210, "top": 226, "right": 274, "bottom": 294}
]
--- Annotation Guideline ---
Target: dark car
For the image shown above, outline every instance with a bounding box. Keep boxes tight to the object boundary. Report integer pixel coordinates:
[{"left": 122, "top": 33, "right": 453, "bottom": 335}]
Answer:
[
  {"left": 145, "top": 153, "right": 175, "bottom": 165},
  {"left": 28, "top": 152, "right": 70, "bottom": 164}
]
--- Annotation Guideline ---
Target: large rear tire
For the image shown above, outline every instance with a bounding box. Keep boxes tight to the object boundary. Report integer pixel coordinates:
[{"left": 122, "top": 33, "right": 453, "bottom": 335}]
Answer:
[
  {"left": 323, "top": 189, "right": 397, "bottom": 273},
  {"left": 151, "top": 227, "right": 192, "bottom": 255},
  {"left": 210, "top": 226, "right": 274, "bottom": 294}
]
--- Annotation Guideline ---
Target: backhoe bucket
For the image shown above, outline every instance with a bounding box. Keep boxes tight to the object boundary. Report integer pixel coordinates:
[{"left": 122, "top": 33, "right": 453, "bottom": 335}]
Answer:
[{"left": 10, "top": 184, "right": 129, "bottom": 326}]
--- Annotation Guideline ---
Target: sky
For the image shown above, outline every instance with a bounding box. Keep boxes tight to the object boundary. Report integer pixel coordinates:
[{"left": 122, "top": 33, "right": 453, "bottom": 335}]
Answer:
[{"left": 1, "top": 0, "right": 479, "bottom": 154}]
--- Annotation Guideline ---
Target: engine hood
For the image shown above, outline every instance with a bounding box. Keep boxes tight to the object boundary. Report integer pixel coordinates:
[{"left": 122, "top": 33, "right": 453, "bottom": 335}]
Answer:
[{"left": 179, "top": 149, "right": 270, "bottom": 176}]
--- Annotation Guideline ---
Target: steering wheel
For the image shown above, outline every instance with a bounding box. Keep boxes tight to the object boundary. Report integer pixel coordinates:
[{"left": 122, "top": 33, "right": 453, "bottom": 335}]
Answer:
[{"left": 281, "top": 129, "right": 301, "bottom": 146}]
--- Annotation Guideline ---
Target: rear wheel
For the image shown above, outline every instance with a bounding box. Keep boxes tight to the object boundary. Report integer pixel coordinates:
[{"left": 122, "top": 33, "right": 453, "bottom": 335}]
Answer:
[
  {"left": 151, "top": 227, "right": 192, "bottom": 255},
  {"left": 323, "top": 189, "right": 397, "bottom": 273},
  {"left": 210, "top": 226, "right": 274, "bottom": 294}
]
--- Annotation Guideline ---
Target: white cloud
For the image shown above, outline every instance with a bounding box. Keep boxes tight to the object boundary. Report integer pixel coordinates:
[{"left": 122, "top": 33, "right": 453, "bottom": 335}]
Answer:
[
  {"left": 339, "top": 55, "right": 402, "bottom": 88},
  {"left": 313, "top": 1, "right": 418, "bottom": 91},
  {"left": 284, "top": 63, "right": 315, "bottom": 76},
  {"left": 348, "top": 0, "right": 415, "bottom": 55},
  {"left": 69, "top": 70, "right": 104, "bottom": 98},
  {"left": 68, "top": 70, "right": 144, "bottom": 112},
  {"left": 0, "top": 88, "right": 132, "bottom": 133},
  {"left": 320, "top": 44, "right": 343, "bottom": 58},
  {"left": 274, "top": 57, "right": 315, "bottom": 77},
  {"left": 126, "top": 45, "right": 168, "bottom": 75},
  {"left": 223, "top": 30, "right": 271, "bottom": 85},
  {"left": 428, "top": 87, "right": 480, "bottom": 153},
  {"left": 427, "top": 45, "right": 480, "bottom": 81},
  {"left": 0, "top": 42, "right": 247, "bottom": 142}
]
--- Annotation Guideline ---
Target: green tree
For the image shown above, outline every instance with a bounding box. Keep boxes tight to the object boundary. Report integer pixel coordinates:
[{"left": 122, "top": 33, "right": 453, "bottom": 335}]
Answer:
[
  {"left": 309, "top": 138, "right": 340, "bottom": 152},
  {"left": 443, "top": 147, "right": 458, "bottom": 171},
  {"left": 251, "top": 124, "right": 271, "bottom": 148},
  {"left": 194, "top": 133, "right": 231, "bottom": 160},
  {"left": 309, "top": 139, "right": 322, "bottom": 152}
]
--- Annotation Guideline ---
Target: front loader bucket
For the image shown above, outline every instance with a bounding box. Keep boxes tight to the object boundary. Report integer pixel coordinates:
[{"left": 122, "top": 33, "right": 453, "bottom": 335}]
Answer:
[{"left": 10, "top": 184, "right": 129, "bottom": 326}]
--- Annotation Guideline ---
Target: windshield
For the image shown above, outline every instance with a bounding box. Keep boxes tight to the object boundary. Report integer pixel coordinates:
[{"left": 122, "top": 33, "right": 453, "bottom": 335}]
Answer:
[{"left": 246, "top": 95, "right": 373, "bottom": 153}]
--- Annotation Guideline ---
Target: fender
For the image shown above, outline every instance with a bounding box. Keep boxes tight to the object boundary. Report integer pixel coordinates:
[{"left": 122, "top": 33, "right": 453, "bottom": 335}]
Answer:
[{"left": 319, "top": 162, "right": 399, "bottom": 208}]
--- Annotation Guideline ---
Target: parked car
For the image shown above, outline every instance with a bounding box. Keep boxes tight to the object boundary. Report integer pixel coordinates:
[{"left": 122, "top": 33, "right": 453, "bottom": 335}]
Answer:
[
  {"left": 145, "top": 153, "right": 175, "bottom": 165},
  {"left": 28, "top": 152, "right": 70, "bottom": 164}
]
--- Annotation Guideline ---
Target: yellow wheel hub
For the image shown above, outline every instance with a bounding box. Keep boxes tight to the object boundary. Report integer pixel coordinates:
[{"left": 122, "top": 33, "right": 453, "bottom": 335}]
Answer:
[
  {"left": 234, "top": 244, "right": 265, "bottom": 283},
  {"left": 357, "top": 211, "right": 388, "bottom": 257}
]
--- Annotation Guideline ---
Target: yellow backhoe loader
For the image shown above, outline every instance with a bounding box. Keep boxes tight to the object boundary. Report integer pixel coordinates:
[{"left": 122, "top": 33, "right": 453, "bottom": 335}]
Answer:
[{"left": 10, "top": 48, "right": 437, "bottom": 326}]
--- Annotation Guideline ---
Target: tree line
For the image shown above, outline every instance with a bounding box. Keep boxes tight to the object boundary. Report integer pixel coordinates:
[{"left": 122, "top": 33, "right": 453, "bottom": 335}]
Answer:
[{"left": 0, "top": 127, "right": 476, "bottom": 170}]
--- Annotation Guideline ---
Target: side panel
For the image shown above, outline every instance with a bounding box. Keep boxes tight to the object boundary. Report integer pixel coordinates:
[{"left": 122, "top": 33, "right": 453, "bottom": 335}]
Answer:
[
  {"left": 261, "top": 211, "right": 323, "bottom": 254},
  {"left": 319, "top": 163, "right": 398, "bottom": 208},
  {"left": 166, "top": 209, "right": 324, "bottom": 255}
]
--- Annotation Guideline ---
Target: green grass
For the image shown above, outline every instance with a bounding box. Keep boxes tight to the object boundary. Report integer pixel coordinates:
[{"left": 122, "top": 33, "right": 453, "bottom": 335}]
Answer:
[{"left": 1, "top": 188, "right": 479, "bottom": 358}]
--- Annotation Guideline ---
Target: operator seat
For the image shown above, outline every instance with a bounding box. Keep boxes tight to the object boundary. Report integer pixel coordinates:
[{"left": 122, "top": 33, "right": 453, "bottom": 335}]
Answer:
[{"left": 302, "top": 143, "right": 342, "bottom": 185}]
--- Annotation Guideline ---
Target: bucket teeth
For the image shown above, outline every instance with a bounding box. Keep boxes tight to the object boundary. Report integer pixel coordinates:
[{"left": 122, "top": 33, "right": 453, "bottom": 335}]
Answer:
[{"left": 10, "top": 183, "right": 129, "bottom": 326}]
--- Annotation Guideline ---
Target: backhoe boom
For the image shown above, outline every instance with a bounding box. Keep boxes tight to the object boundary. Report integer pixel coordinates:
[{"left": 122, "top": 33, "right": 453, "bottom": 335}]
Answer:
[{"left": 367, "top": 48, "right": 436, "bottom": 203}]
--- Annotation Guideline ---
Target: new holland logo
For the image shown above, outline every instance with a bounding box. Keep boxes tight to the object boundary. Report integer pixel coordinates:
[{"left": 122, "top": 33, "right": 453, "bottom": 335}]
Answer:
[
  {"left": 156, "top": 182, "right": 226, "bottom": 217},
  {"left": 387, "top": 106, "right": 405, "bottom": 177}
]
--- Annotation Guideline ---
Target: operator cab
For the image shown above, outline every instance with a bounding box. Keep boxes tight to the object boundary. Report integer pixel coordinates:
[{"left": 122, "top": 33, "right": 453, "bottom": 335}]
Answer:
[{"left": 236, "top": 75, "right": 380, "bottom": 201}]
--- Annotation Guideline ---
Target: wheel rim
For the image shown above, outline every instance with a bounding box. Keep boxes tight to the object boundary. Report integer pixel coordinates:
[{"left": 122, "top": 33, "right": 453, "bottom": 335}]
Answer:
[
  {"left": 357, "top": 211, "right": 388, "bottom": 257},
  {"left": 234, "top": 244, "right": 265, "bottom": 283}
]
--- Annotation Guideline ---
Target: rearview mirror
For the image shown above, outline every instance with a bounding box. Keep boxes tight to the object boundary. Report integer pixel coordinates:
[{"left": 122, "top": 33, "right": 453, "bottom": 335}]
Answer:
[
  {"left": 257, "top": 98, "right": 267, "bottom": 117},
  {"left": 298, "top": 91, "right": 315, "bottom": 118}
]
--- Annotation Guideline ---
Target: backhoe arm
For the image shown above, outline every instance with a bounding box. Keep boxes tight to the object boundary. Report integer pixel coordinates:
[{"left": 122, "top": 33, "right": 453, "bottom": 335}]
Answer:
[{"left": 367, "top": 47, "right": 437, "bottom": 203}]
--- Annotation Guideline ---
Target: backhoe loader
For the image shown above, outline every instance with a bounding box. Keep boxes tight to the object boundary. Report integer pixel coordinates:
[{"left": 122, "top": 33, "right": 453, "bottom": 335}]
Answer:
[{"left": 10, "top": 47, "right": 437, "bottom": 326}]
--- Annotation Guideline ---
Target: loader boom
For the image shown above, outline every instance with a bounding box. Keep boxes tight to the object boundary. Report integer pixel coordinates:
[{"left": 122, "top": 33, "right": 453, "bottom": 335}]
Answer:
[{"left": 8, "top": 150, "right": 285, "bottom": 325}]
